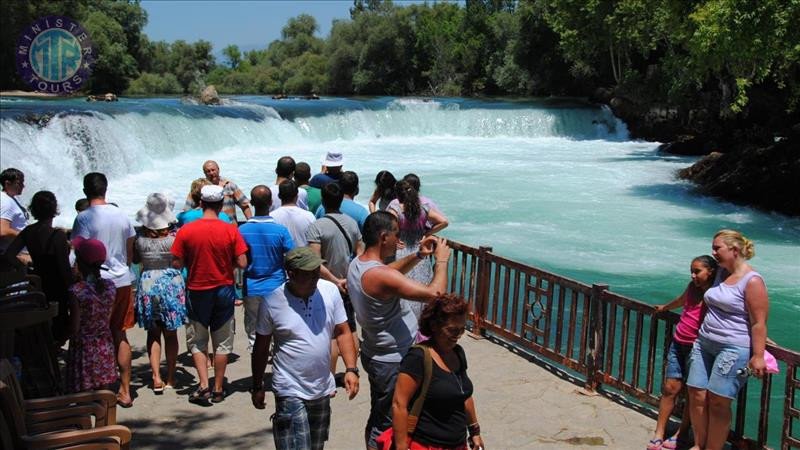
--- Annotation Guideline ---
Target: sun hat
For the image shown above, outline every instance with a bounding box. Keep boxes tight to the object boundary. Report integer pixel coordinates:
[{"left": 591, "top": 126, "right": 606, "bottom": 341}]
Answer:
[
  {"left": 322, "top": 151, "right": 344, "bottom": 167},
  {"left": 285, "top": 247, "right": 325, "bottom": 271},
  {"left": 136, "top": 193, "right": 176, "bottom": 230},
  {"left": 72, "top": 236, "right": 107, "bottom": 265},
  {"left": 200, "top": 184, "right": 224, "bottom": 202}
]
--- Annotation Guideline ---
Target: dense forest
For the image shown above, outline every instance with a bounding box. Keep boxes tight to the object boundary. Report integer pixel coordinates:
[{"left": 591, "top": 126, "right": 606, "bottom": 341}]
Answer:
[
  {"left": 2, "top": 1, "right": 798, "bottom": 114},
  {"left": 2, "top": 0, "right": 799, "bottom": 213}
]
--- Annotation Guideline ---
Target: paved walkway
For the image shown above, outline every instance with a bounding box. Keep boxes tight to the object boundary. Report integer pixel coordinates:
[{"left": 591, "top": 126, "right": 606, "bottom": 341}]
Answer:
[{"left": 118, "top": 306, "right": 658, "bottom": 449}]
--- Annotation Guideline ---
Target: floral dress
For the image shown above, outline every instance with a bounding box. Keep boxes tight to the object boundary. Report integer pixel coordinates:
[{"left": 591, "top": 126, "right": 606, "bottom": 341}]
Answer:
[
  {"left": 134, "top": 236, "right": 187, "bottom": 330},
  {"left": 67, "top": 279, "right": 118, "bottom": 392}
]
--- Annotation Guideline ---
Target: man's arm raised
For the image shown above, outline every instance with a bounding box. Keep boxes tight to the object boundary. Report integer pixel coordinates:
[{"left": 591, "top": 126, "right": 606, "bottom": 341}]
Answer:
[{"left": 364, "top": 237, "right": 450, "bottom": 302}]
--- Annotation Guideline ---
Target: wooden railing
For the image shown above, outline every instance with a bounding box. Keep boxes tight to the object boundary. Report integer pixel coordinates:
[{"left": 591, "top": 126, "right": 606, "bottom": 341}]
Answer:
[{"left": 446, "top": 240, "right": 800, "bottom": 450}]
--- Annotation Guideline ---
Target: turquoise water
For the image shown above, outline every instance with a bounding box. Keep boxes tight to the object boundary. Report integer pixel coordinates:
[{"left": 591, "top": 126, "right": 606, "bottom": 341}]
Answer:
[
  {"left": 2, "top": 95, "right": 796, "bottom": 345},
  {"left": 2, "top": 96, "right": 798, "bottom": 441}
]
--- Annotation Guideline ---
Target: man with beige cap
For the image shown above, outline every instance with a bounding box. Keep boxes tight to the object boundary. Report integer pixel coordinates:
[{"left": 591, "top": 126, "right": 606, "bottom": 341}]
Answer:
[{"left": 251, "top": 247, "right": 359, "bottom": 450}]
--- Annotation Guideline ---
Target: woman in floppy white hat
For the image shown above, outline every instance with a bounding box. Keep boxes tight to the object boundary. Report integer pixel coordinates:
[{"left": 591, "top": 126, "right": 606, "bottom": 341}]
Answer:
[{"left": 133, "top": 193, "right": 187, "bottom": 393}]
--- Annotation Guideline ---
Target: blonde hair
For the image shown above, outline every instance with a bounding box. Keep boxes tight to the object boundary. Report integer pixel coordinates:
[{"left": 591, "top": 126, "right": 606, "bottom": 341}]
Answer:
[
  {"left": 714, "top": 229, "right": 755, "bottom": 260},
  {"left": 190, "top": 178, "right": 211, "bottom": 203}
]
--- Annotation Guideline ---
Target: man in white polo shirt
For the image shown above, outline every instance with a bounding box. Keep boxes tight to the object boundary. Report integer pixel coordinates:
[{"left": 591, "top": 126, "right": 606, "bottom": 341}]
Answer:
[{"left": 250, "top": 247, "right": 359, "bottom": 450}]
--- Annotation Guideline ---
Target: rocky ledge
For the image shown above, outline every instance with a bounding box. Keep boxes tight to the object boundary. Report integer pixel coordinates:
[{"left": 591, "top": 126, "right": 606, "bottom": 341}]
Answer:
[
  {"left": 676, "top": 132, "right": 799, "bottom": 217},
  {"left": 596, "top": 88, "right": 800, "bottom": 217}
]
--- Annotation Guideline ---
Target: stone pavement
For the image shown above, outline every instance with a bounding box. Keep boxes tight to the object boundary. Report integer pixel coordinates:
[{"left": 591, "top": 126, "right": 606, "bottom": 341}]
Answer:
[{"left": 117, "top": 306, "right": 659, "bottom": 449}]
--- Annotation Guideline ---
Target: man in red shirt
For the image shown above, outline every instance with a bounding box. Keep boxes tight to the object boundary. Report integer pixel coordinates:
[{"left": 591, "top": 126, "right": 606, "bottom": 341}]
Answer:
[{"left": 172, "top": 184, "right": 248, "bottom": 406}]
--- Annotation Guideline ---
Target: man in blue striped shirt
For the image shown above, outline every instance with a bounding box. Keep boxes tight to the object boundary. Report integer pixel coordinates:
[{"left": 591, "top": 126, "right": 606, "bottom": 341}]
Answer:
[{"left": 239, "top": 185, "right": 295, "bottom": 350}]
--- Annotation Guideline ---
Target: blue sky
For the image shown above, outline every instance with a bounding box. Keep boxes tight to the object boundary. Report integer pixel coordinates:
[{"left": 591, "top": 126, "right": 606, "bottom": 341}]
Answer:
[{"left": 141, "top": 1, "right": 418, "bottom": 55}]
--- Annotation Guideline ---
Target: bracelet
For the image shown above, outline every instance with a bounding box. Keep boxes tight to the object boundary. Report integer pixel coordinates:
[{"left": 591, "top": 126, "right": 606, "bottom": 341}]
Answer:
[
  {"left": 468, "top": 422, "right": 480, "bottom": 437},
  {"left": 435, "top": 260, "right": 449, "bottom": 265}
]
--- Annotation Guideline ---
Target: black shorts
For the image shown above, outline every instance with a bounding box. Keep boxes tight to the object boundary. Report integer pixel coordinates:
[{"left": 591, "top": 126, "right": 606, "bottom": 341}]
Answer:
[{"left": 342, "top": 293, "right": 357, "bottom": 332}]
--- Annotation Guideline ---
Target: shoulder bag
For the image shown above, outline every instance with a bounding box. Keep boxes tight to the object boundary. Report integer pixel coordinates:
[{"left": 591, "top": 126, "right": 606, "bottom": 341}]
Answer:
[{"left": 375, "top": 344, "right": 433, "bottom": 450}]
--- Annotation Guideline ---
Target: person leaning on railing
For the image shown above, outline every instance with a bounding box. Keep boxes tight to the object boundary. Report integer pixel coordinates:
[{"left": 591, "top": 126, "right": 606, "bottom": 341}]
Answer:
[{"left": 685, "top": 230, "right": 769, "bottom": 450}]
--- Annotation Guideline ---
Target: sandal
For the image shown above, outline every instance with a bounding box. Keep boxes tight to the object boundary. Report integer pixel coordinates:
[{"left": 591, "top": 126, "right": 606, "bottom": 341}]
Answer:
[
  {"left": 116, "top": 394, "right": 133, "bottom": 408},
  {"left": 211, "top": 389, "right": 226, "bottom": 403},
  {"left": 152, "top": 381, "right": 165, "bottom": 394},
  {"left": 662, "top": 436, "right": 679, "bottom": 450},
  {"left": 188, "top": 387, "right": 212, "bottom": 406},
  {"left": 646, "top": 438, "right": 663, "bottom": 450}
]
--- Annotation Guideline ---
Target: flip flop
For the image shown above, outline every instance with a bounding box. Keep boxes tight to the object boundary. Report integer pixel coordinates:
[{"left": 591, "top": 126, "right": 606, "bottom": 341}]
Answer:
[
  {"left": 646, "top": 438, "right": 663, "bottom": 450},
  {"left": 152, "top": 381, "right": 165, "bottom": 394},
  {"left": 116, "top": 395, "right": 133, "bottom": 408},
  {"left": 662, "top": 436, "right": 679, "bottom": 450}
]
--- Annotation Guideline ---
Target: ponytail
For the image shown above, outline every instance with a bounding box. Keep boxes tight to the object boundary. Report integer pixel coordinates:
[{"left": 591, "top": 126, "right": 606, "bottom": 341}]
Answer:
[{"left": 714, "top": 229, "right": 756, "bottom": 260}]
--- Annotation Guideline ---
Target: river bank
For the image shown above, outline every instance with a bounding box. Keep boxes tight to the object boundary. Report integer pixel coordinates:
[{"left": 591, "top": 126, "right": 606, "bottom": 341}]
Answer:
[{"left": 595, "top": 87, "right": 800, "bottom": 217}]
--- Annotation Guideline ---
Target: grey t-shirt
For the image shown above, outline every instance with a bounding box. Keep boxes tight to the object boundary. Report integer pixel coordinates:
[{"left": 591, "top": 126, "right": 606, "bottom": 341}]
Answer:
[
  {"left": 305, "top": 213, "right": 361, "bottom": 279},
  {"left": 347, "top": 257, "right": 418, "bottom": 363}
]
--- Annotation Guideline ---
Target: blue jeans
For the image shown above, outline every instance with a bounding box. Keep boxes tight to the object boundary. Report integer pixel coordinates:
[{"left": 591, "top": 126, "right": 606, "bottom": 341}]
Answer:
[
  {"left": 272, "top": 395, "right": 331, "bottom": 450},
  {"left": 361, "top": 354, "right": 401, "bottom": 450}
]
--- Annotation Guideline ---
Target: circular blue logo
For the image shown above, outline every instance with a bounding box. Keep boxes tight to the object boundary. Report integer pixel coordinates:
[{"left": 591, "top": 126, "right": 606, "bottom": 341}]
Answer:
[{"left": 15, "top": 16, "right": 94, "bottom": 93}]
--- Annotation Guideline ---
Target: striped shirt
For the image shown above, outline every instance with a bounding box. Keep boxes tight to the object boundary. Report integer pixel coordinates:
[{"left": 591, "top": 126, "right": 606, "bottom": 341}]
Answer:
[{"left": 184, "top": 177, "right": 250, "bottom": 224}]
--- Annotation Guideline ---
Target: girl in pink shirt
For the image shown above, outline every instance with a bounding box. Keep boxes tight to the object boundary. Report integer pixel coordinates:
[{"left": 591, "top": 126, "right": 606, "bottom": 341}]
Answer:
[{"left": 647, "top": 255, "right": 717, "bottom": 450}]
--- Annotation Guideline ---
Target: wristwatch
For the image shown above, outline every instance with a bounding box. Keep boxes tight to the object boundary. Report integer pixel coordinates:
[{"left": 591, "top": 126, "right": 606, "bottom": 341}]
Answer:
[{"left": 345, "top": 367, "right": 360, "bottom": 377}]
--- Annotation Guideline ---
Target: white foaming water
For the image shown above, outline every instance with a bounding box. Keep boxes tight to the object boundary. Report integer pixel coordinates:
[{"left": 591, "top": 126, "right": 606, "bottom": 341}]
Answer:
[{"left": 1, "top": 96, "right": 798, "bottom": 344}]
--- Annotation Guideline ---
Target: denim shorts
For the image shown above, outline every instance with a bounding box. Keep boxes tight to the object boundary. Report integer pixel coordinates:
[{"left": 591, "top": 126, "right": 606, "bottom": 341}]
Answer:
[
  {"left": 665, "top": 341, "right": 693, "bottom": 380},
  {"left": 686, "top": 336, "right": 750, "bottom": 399}
]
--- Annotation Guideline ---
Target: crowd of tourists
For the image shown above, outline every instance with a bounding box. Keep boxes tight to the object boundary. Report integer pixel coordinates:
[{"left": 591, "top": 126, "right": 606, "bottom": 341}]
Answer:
[
  {"left": 1, "top": 154, "right": 771, "bottom": 450},
  {"left": 0, "top": 154, "right": 488, "bottom": 450}
]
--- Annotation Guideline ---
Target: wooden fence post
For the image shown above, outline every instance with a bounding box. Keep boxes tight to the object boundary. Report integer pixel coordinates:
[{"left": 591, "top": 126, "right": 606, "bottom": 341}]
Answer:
[
  {"left": 585, "top": 283, "right": 609, "bottom": 392},
  {"left": 471, "top": 246, "right": 492, "bottom": 337}
]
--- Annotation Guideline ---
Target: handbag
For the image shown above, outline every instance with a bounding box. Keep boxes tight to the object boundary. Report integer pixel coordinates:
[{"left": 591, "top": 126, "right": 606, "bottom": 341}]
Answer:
[{"left": 376, "top": 344, "right": 434, "bottom": 450}]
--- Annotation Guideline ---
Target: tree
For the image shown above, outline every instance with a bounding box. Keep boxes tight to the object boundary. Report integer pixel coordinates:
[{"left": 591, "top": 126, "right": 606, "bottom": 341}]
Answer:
[
  {"left": 82, "top": 10, "right": 139, "bottom": 93},
  {"left": 222, "top": 44, "right": 241, "bottom": 69}
]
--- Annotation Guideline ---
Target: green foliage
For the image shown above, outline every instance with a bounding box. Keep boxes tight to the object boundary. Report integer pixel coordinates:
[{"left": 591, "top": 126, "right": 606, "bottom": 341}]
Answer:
[
  {"left": 1, "top": 0, "right": 797, "bottom": 122},
  {"left": 125, "top": 72, "right": 182, "bottom": 95},
  {"left": 222, "top": 45, "right": 242, "bottom": 69},
  {"left": 82, "top": 10, "right": 139, "bottom": 93}
]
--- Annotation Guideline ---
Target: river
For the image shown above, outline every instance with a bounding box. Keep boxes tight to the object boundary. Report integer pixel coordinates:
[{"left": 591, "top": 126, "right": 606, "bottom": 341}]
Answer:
[{"left": 2, "top": 95, "right": 798, "bottom": 439}]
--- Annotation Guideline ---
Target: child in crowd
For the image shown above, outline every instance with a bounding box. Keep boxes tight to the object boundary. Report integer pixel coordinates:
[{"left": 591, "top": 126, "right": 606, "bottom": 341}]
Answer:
[
  {"left": 66, "top": 237, "right": 118, "bottom": 393},
  {"left": 647, "top": 255, "right": 718, "bottom": 450}
]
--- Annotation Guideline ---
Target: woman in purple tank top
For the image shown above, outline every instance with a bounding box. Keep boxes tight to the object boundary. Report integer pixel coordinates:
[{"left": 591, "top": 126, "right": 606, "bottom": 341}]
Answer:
[{"left": 685, "top": 230, "right": 769, "bottom": 450}]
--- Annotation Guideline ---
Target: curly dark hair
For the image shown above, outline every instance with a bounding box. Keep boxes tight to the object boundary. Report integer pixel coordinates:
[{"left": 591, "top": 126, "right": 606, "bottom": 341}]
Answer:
[
  {"left": 419, "top": 293, "right": 470, "bottom": 337},
  {"left": 29, "top": 191, "right": 58, "bottom": 220}
]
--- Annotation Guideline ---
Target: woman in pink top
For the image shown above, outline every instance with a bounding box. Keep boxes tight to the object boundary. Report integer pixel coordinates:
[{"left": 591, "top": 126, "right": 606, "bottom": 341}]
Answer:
[{"left": 647, "top": 255, "right": 717, "bottom": 450}]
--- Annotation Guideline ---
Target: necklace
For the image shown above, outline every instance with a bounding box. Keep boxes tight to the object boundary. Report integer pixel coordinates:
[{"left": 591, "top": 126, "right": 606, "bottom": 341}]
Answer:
[{"left": 452, "top": 371, "right": 464, "bottom": 395}]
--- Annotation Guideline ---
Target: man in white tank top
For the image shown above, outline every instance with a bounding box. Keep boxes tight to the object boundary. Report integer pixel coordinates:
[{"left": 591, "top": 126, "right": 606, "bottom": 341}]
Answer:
[{"left": 347, "top": 211, "right": 451, "bottom": 450}]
